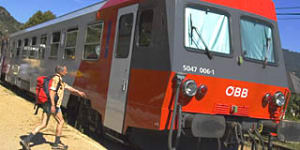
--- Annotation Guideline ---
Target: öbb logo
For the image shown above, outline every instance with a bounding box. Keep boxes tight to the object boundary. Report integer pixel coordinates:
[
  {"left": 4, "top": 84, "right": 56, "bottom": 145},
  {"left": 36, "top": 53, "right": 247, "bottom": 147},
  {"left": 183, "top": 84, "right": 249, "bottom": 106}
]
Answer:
[{"left": 226, "top": 86, "right": 248, "bottom": 98}]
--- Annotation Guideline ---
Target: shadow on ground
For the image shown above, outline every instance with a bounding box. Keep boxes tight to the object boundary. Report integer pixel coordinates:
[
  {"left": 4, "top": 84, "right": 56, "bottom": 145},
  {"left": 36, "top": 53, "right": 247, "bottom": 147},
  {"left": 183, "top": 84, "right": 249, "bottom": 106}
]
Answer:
[
  {"left": 19, "top": 133, "right": 53, "bottom": 150},
  {"left": 2, "top": 81, "right": 131, "bottom": 150}
]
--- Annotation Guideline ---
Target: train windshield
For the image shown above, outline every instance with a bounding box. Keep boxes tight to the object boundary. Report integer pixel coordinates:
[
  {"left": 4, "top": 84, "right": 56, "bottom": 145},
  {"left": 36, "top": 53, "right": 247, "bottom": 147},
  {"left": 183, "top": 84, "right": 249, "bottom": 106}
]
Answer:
[
  {"left": 185, "top": 7, "right": 230, "bottom": 55},
  {"left": 240, "top": 19, "right": 275, "bottom": 63}
]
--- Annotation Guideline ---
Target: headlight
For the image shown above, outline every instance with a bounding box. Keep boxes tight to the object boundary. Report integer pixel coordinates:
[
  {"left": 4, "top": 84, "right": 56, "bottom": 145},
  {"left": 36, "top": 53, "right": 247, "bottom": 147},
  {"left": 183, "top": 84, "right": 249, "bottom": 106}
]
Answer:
[
  {"left": 274, "top": 92, "right": 285, "bottom": 107},
  {"left": 182, "top": 80, "right": 197, "bottom": 97}
]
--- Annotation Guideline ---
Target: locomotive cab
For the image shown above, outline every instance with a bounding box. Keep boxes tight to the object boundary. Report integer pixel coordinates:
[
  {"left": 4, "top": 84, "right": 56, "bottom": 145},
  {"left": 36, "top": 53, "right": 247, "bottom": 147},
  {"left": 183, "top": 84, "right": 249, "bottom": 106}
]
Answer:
[{"left": 160, "top": 0, "right": 300, "bottom": 148}]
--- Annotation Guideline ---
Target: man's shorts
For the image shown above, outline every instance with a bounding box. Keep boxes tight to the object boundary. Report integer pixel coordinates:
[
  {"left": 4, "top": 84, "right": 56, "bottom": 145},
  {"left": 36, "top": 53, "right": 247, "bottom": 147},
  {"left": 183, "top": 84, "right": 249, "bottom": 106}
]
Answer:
[{"left": 41, "top": 102, "right": 61, "bottom": 115}]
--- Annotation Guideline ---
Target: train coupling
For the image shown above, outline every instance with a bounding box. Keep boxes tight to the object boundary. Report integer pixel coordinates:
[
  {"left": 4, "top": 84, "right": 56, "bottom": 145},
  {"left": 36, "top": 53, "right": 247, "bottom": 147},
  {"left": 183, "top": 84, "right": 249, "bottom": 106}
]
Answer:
[
  {"left": 260, "top": 120, "right": 300, "bottom": 142},
  {"left": 183, "top": 114, "right": 226, "bottom": 138}
]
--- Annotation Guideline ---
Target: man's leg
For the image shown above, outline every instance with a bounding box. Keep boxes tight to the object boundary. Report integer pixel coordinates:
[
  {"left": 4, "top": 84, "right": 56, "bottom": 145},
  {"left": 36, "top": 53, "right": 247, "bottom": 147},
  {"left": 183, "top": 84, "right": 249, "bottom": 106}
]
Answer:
[
  {"left": 32, "top": 112, "right": 51, "bottom": 134},
  {"left": 52, "top": 108, "right": 68, "bottom": 149},
  {"left": 21, "top": 112, "right": 50, "bottom": 149}
]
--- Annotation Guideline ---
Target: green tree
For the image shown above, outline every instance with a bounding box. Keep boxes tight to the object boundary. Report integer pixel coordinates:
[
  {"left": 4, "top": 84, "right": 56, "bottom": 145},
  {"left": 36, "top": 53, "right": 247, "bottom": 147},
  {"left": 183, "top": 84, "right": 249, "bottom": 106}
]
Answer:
[
  {"left": 21, "top": 10, "right": 56, "bottom": 30},
  {"left": 286, "top": 94, "right": 300, "bottom": 120}
]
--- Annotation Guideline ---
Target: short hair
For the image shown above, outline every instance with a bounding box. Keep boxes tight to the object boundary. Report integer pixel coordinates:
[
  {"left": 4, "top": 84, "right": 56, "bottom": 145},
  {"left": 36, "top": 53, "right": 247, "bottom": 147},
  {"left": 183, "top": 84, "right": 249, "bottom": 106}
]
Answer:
[{"left": 55, "top": 65, "right": 66, "bottom": 74}]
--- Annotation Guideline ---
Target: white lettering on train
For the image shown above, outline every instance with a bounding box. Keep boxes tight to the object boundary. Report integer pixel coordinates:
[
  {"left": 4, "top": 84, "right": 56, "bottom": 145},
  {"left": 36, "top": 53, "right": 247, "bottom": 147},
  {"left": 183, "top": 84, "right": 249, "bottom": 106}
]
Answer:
[
  {"left": 226, "top": 86, "right": 248, "bottom": 98},
  {"left": 182, "top": 65, "right": 215, "bottom": 75}
]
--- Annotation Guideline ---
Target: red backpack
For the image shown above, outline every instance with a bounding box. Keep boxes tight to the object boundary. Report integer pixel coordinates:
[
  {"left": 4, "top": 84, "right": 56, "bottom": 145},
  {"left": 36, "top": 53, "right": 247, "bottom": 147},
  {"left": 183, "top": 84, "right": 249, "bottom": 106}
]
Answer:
[
  {"left": 35, "top": 75, "right": 61, "bottom": 104},
  {"left": 34, "top": 75, "right": 61, "bottom": 115}
]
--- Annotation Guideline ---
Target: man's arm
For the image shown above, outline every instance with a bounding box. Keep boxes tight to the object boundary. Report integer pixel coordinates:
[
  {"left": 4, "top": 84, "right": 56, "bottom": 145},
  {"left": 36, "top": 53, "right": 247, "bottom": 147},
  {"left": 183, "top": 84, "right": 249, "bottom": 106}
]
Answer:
[
  {"left": 49, "top": 90, "right": 57, "bottom": 113},
  {"left": 65, "top": 84, "right": 87, "bottom": 98}
]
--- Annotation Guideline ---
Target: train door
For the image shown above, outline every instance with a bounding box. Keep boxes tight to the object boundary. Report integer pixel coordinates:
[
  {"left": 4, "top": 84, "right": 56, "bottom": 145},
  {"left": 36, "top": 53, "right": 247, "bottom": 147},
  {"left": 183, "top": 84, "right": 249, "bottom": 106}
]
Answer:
[{"left": 104, "top": 4, "right": 138, "bottom": 133}]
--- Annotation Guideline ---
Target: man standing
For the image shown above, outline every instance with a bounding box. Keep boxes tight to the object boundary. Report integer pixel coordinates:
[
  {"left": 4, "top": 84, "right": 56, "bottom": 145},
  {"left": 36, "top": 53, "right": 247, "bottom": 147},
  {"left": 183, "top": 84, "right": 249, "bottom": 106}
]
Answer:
[{"left": 21, "top": 65, "right": 86, "bottom": 150}]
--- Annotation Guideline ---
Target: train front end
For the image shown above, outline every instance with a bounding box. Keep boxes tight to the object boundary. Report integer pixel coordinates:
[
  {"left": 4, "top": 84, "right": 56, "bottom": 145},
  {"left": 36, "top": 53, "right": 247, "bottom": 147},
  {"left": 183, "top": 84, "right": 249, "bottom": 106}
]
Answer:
[{"left": 161, "top": 0, "right": 300, "bottom": 148}]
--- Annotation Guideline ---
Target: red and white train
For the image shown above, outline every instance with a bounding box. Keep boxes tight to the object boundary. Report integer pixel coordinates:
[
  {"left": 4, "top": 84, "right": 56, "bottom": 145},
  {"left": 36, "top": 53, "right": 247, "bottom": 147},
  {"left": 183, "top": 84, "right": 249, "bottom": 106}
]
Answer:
[{"left": 1, "top": 0, "right": 300, "bottom": 149}]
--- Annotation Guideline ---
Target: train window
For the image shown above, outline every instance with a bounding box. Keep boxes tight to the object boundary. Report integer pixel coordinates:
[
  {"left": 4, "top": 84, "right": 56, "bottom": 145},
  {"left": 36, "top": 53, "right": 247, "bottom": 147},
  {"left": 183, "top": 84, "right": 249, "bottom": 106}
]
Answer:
[
  {"left": 17, "top": 40, "right": 22, "bottom": 57},
  {"left": 240, "top": 19, "right": 275, "bottom": 63},
  {"left": 83, "top": 23, "right": 103, "bottom": 60},
  {"left": 138, "top": 9, "right": 153, "bottom": 47},
  {"left": 10, "top": 41, "right": 16, "bottom": 58},
  {"left": 39, "top": 34, "right": 47, "bottom": 59},
  {"left": 32, "top": 37, "right": 37, "bottom": 46},
  {"left": 64, "top": 28, "right": 78, "bottom": 60},
  {"left": 22, "top": 38, "right": 29, "bottom": 58},
  {"left": 29, "top": 37, "right": 39, "bottom": 58},
  {"left": 50, "top": 32, "right": 61, "bottom": 58},
  {"left": 115, "top": 13, "right": 133, "bottom": 58},
  {"left": 185, "top": 7, "right": 230, "bottom": 55}
]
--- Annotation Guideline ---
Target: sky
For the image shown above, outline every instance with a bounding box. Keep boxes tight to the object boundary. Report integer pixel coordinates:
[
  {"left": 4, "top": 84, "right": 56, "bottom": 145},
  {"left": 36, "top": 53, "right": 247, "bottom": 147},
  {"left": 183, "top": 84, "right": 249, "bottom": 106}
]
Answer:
[
  {"left": 274, "top": 0, "right": 300, "bottom": 52},
  {"left": 0, "top": 0, "right": 299, "bottom": 52}
]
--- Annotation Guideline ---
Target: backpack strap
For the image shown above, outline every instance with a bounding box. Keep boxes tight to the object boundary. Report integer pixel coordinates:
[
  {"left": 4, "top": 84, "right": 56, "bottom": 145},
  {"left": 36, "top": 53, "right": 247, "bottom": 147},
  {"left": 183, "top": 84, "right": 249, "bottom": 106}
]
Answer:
[
  {"left": 52, "top": 74, "right": 63, "bottom": 105},
  {"left": 51, "top": 74, "right": 63, "bottom": 92}
]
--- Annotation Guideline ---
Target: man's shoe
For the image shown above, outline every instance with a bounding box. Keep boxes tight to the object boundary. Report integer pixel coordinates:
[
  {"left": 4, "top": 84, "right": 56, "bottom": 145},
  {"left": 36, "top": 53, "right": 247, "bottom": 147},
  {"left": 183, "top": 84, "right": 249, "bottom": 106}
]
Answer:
[
  {"left": 20, "top": 139, "right": 30, "bottom": 150},
  {"left": 52, "top": 142, "right": 68, "bottom": 150}
]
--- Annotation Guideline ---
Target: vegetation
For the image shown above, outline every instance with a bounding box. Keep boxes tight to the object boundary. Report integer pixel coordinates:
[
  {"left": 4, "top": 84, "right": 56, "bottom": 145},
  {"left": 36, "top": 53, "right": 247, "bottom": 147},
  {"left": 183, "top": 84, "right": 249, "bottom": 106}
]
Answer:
[
  {"left": 283, "top": 49, "right": 300, "bottom": 78},
  {"left": 0, "top": 6, "right": 21, "bottom": 36},
  {"left": 282, "top": 49, "right": 300, "bottom": 121},
  {"left": 20, "top": 10, "right": 56, "bottom": 30},
  {"left": 285, "top": 94, "right": 300, "bottom": 120}
]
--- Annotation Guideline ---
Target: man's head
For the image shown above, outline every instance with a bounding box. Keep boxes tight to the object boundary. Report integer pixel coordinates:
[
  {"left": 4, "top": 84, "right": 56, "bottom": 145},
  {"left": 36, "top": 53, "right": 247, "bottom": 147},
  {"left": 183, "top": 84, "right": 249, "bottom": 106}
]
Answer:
[{"left": 55, "top": 65, "right": 68, "bottom": 77}]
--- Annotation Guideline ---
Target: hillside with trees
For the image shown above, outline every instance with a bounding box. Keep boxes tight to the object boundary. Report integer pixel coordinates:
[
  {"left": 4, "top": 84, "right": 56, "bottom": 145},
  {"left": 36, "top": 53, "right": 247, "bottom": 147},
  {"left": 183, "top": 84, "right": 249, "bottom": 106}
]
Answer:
[
  {"left": 0, "top": 6, "right": 21, "bottom": 36},
  {"left": 283, "top": 49, "right": 300, "bottom": 78},
  {"left": 283, "top": 49, "right": 300, "bottom": 120}
]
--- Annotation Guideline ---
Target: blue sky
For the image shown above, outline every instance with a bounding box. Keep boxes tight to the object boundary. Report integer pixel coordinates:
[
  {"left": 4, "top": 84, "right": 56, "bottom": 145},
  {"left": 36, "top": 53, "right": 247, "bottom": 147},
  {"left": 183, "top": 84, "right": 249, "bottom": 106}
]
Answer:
[
  {"left": 274, "top": 0, "right": 300, "bottom": 52},
  {"left": 0, "top": 0, "right": 102, "bottom": 23},
  {"left": 0, "top": 0, "right": 299, "bottom": 52}
]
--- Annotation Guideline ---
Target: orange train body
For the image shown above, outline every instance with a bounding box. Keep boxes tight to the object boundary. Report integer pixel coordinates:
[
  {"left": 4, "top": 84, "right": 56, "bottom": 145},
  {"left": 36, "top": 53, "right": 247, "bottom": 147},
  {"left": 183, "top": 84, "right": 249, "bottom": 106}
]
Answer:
[{"left": 2, "top": 0, "right": 299, "bottom": 148}]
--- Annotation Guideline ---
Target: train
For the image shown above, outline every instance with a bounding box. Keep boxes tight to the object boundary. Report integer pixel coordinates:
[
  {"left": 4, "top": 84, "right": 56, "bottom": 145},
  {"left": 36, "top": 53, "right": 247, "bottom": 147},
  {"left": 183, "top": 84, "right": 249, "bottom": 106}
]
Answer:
[{"left": 1, "top": 0, "right": 300, "bottom": 149}]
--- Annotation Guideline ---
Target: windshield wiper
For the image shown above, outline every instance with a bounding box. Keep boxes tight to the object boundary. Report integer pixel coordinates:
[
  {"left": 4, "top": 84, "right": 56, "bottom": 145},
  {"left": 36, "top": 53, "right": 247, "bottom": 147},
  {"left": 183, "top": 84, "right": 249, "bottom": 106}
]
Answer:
[
  {"left": 189, "top": 14, "right": 213, "bottom": 60},
  {"left": 263, "top": 38, "right": 271, "bottom": 68}
]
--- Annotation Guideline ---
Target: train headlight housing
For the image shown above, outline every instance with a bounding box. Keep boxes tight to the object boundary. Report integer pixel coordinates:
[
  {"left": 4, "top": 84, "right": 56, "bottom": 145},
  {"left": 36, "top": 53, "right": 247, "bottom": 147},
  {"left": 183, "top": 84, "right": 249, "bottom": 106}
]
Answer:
[
  {"left": 182, "top": 80, "right": 197, "bottom": 97},
  {"left": 198, "top": 85, "right": 208, "bottom": 96},
  {"left": 264, "top": 93, "right": 273, "bottom": 103},
  {"left": 274, "top": 92, "right": 285, "bottom": 107}
]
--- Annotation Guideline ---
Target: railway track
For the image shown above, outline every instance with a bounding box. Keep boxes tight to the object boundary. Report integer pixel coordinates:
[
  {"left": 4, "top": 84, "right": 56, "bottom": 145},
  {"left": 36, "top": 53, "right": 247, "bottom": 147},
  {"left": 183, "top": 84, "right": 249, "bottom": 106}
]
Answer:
[{"left": 244, "top": 136, "right": 296, "bottom": 150}]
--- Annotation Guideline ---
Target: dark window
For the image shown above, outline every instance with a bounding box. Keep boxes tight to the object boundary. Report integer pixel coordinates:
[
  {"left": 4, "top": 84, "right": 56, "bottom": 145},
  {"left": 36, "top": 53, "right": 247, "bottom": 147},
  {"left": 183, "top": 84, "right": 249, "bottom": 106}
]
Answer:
[
  {"left": 39, "top": 34, "right": 47, "bottom": 59},
  {"left": 138, "top": 10, "right": 154, "bottom": 47},
  {"left": 17, "top": 40, "right": 21, "bottom": 57},
  {"left": 29, "top": 37, "right": 38, "bottom": 58},
  {"left": 32, "top": 37, "right": 37, "bottom": 46},
  {"left": 10, "top": 41, "right": 15, "bottom": 58},
  {"left": 64, "top": 28, "right": 78, "bottom": 60},
  {"left": 83, "top": 23, "right": 104, "bottom": 60},
  {"left": 24, "top": 39, "right": 29, "bottom": 46},
  {"left": 40, "top": 35, "right": 47, "bottom": 45},
  {"left": 52, "top": 32, "right": 61, "bottom": 43},
  {"left": 50, "top": 32, "right": 60, "bottom": 58},
  {"left": 22, "top": 39, "right": 29, "bottom": 58},
  {"left": 116, "top": 13, "right": 134, "bottom": 58}
]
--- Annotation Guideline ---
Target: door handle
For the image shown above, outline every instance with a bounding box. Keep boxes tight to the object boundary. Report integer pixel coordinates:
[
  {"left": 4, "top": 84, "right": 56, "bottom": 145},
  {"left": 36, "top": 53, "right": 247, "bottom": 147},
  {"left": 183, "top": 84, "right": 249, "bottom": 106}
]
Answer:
[{"left": 122, "top": 80, "right": 127, "bottom": 92}]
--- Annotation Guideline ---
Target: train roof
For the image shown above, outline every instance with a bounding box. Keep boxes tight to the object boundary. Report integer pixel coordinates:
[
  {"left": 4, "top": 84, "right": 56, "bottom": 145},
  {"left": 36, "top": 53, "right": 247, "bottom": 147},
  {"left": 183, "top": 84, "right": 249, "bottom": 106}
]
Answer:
[
  {"left": 10, "top": 0, "right": 107, "bottom": 38},
  {"left": 101, "top": 0, "right": 277, "bottom": 21},
  {"left": 10, "top": 0, "right": 277, "bottom": 38},
  {"left": 100, "top": 0, "right": 136, "bottom": 10},
  {"left": 201, "top": 0, "right": 277, "bottom": 21}
]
